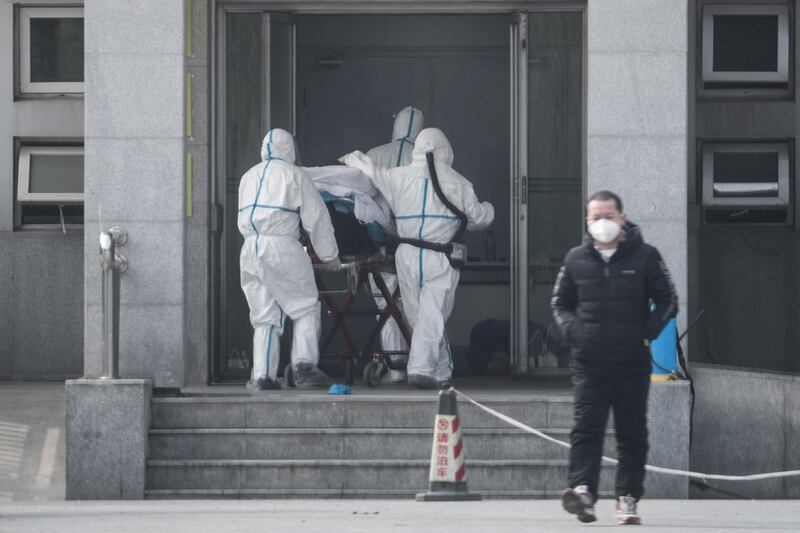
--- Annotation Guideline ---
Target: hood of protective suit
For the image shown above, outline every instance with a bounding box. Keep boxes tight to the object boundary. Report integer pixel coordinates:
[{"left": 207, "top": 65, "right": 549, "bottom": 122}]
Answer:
[
  {"left": 392, "top": 106, "right": 424, "bottom": 142},
  {"left": 260, "top": 128, "right": 296, "bottom": 163},
  {"left": 411, "top": 128, "right": 454, "bottom": 167}
]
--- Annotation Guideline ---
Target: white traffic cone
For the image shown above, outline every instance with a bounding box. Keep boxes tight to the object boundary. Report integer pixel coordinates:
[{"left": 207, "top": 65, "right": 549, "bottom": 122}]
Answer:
[{"left": 416, "top": 389, "right": 481, "bottom": 501}]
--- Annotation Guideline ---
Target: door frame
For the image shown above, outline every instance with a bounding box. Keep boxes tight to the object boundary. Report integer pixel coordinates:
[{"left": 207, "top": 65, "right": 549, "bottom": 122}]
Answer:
[
  {"left": 509, "top": 11, "right": 528, "bottom": 374},
  {"left": 209, "top": 0, "right": 587, "bottom": 381},
  {"left": 509, "top": 8, "right": 587, "bottom": 375}
]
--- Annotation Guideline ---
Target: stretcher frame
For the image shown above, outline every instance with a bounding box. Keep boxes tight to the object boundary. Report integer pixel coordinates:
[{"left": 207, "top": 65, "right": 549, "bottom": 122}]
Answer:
[{"left": 312, "top": 252, "right": 412, "bottom": 387}]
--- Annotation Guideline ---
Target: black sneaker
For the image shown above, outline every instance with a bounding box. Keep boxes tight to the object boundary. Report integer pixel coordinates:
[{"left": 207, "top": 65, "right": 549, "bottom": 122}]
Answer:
[{"left": 561, "top": 484, "right": 597, "bottom": 523}]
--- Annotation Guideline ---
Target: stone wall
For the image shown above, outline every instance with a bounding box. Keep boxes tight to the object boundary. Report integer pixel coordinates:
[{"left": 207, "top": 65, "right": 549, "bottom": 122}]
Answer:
[
  {"left": 587, "top": 0, "right": 688, "bottom": 330},
  {"left": 0, "top": 0, "right": 85, "bottom": 380},
  {"left": 690, "top": 364, "right": 800, "bottom": 498},
  {"left": 83, "top": 0, "right": 186, "bottom": 387}
]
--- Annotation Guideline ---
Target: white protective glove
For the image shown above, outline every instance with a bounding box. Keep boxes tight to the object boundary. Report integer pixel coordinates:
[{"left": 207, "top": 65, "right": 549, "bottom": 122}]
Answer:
[
  {"left": 320, "top": 257, "right": 342, "bottom": 272},
  {"left": 340, "top": 151, "right": 370, "bottom": 172}
]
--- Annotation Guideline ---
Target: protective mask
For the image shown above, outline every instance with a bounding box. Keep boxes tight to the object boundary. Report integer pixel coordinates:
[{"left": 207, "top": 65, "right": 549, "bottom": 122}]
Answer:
[{"left": 588, "top": 219, "right": 622, "bottom": 244}]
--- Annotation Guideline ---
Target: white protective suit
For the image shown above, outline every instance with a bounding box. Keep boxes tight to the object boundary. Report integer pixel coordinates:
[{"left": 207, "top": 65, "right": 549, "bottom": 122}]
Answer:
[
  {"left": 366, "top": 106, "right": 424, "bottom": 168},
  {"left": 365, "top": 107, "right": 424, "bottom": 377},
  {"left": 343, "top": 128, "right": 495, "bottom": 383},
  {"left": 238, "top": 129, "right": 339, "bottom": 384}
]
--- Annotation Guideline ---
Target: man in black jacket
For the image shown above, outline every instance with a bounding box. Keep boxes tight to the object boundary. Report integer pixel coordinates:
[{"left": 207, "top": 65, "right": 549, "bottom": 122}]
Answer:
[{"left": 552, "top": 190, "right": 677, "bottom": 525}]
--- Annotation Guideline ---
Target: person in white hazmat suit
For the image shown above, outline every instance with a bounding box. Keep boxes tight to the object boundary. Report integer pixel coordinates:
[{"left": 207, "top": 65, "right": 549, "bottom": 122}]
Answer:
[
  {"left": 365, "top": 106, "right": 424, "bottom": 383},
  {"left": 238, "top": 128, "right": 341, "bottom": 390},
  {"left": 367, "top": 106, "right": 423, "bottom": 168},
  {"left": 342, "top": 128, "right": 495, "bottom": 389}
]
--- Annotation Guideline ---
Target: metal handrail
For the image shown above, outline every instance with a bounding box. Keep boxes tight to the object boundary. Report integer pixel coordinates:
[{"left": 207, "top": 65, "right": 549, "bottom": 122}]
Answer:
[{"left": 99, "top": 227, "right": 128, "bottom": 379}]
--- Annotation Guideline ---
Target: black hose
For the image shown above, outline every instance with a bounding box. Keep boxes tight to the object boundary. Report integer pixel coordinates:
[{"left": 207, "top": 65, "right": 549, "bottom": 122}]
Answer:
[{"left": 426, "top": 151, "right": 467, "bottom": 243}]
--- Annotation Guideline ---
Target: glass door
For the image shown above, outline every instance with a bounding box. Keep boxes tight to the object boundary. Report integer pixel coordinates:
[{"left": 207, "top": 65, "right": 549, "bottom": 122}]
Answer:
[
  {"left": 215, "top": 9, "right": 296, "bottom": 380},
  {"left": 264, "top": 13, "right": 296, "bottom": 135},
  {"left": 512, "top": 11, "right": 584, "bottom": 376}
]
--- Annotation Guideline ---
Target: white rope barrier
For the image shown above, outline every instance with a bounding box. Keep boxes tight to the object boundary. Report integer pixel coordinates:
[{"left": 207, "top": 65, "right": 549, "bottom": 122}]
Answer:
[{"left": 451, "top": 387, "right": 800, "bottom": 482}]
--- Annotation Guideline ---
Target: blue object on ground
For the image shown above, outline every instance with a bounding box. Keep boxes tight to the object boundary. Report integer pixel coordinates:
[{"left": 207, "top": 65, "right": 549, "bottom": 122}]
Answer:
[{"left": 328, "top": 384, "right": 352, "bottom": 395}]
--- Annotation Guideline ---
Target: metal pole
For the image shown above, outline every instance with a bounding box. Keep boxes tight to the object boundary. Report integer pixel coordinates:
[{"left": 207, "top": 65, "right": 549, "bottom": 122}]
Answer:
[{"left": 99, "top": 229, "right": 127, "bottom": 379}]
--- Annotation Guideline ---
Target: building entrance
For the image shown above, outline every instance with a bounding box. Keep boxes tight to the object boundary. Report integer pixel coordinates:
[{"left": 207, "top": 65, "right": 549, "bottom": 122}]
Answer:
[{"left": 213, "top": 7, "right": 583, "bottom": 382}]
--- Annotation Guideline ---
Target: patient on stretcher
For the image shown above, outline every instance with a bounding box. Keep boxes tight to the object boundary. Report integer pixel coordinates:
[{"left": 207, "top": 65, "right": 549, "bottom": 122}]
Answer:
[{"left": 303, "top": 165, "right": 397, "bottom": 256}]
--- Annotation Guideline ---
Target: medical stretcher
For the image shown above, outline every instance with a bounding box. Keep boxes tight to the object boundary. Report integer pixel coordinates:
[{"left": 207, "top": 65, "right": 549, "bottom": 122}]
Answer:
[{"left": 310, "top": 250, "right": 411, "bottom": 387}]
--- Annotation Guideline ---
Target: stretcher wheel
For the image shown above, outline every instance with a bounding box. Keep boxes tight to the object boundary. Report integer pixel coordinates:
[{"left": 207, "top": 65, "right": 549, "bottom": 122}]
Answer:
[
  {"left": 363, "top": 361, "right": 385, "bottom": 388},
  {"left": 285, "top": 365, "right": 296, "bottom": 388},
  {"left": 344, "top": 358, "right": 356, "bottom": 386}
]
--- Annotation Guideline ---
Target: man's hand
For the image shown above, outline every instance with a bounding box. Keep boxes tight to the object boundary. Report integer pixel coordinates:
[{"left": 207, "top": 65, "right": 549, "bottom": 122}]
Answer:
[{"left": 320, "top": 258, "right": 342, "bottom": 272}]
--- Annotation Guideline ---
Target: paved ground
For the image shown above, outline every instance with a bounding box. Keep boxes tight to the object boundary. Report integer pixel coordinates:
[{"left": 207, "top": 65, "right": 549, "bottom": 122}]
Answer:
[
  {"left": 2, "top": 381, "right": 799, "bottom": 533},
  {"left": 0, "top": 383, "right": 65, "bottom": 502},
  {"left": 1, "top": 500, "right": 799, "bottom": 532}
]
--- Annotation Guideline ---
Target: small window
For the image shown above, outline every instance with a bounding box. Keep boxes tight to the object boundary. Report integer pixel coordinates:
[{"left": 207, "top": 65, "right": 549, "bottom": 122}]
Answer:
[
  {"left": 19, "top": 7, "right": 84, "bottom": 95},
  {"left": 702, "top": 142, "right": 792, "bottom": 224},
  {"left": 701, "top": 3, "right": 790, "bottom": 88},
  {"left": 702, "top": 143, "right": 790, "bottom": 206},
  {"left": 17, "top": 146, "right": 84, "bottom": 203},
  {"left": 16, "top": 144, "right": 84, "bottom": 228}
]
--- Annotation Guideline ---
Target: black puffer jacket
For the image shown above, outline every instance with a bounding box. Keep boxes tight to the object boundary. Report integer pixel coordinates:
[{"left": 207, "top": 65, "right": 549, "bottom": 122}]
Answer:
[{"left": 551, "top": 222, "right": 677, "bottom": 375}]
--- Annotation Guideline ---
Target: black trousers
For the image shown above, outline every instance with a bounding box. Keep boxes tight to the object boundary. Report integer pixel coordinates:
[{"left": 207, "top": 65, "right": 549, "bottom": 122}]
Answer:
[{"left": 568, "top": 370, "right": 650, "bottom": 500}]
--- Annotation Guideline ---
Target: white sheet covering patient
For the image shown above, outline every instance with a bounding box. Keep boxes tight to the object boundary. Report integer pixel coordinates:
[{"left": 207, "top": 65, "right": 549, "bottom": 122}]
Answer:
[{"left": 303, "top": 165, "right": 395, "bottom": 233}]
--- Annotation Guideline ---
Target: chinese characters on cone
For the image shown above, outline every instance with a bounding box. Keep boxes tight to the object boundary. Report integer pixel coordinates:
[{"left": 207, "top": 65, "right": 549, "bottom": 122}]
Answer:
[
  {"left": 430, "top": 415, "right": 465, "bottom": 481},
  {"left": 416, "top": 389, "right": 481, "bottom": 501}
]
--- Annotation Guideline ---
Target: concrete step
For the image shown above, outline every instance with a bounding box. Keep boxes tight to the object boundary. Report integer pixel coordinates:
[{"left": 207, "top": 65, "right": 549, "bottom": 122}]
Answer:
[
  {"left": 151, "top": 395, "right": 577, "bottom": 430},
  {"left": 148, "top": 428, "right": 618, "bottom": 461},
  {"left": 144, "top": 488, "right": 618, "bottom": 500},
  {"left": 145, "top": 459, "right": 617, "bottom": 493}
]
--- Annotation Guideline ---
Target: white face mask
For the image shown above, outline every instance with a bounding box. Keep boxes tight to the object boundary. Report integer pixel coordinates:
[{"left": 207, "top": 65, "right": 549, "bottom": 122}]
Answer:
[{"left": 588, "top": 218, "right": 622, "bottom": 244}]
